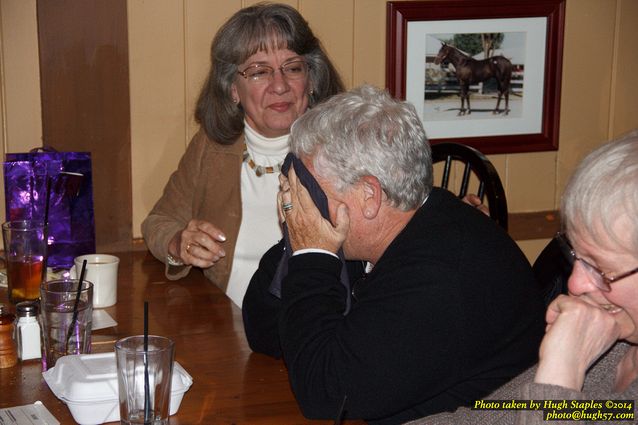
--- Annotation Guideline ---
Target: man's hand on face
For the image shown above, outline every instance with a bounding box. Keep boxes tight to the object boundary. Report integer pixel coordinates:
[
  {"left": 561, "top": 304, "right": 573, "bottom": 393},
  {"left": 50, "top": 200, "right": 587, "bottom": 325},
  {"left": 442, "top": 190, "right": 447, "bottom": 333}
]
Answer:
[{"left": 280, "top": 167, "right": 349, "bottom": 254}]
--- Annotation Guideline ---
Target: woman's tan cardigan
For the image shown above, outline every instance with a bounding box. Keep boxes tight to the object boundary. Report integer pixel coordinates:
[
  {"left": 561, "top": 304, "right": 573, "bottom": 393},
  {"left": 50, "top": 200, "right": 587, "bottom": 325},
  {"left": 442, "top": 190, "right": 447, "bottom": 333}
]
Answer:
[{"left": 141, "top": 130, "right": 245, "bottom": 292}]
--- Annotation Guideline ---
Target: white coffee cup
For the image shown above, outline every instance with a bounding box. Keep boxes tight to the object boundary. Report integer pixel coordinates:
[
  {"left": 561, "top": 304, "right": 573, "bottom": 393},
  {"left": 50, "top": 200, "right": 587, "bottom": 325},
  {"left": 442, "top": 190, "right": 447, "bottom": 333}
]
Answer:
[{"left": 70, "top": 254, "right": 120, "bottom": 308}]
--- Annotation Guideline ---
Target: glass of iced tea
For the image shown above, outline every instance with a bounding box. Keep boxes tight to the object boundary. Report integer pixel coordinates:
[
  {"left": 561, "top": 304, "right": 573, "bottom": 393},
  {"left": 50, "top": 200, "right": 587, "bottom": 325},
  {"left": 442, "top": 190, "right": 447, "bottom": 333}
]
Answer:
[{"left": 2, "top": 220, "right": 47, "bottom": 303}]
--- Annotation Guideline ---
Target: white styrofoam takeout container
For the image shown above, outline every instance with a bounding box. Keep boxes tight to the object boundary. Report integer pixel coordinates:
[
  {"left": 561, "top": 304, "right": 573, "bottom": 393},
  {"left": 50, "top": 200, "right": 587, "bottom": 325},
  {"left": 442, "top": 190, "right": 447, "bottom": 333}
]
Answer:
[{"left": 42, "top": 352, "right": 193, "bottom": 425}]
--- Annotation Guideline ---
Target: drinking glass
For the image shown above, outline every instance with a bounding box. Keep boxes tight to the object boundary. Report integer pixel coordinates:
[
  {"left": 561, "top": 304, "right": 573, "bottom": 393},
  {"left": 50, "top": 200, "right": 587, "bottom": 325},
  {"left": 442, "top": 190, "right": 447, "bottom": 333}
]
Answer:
[
  {"left": 2, "top": 220, "right": 47, "bottom": 303},
  {"left": 40, "top": 279, "right": 93, "bottom": 371},
  {"left": 116, "top": 335, "right": 175, "bottom": 425}
]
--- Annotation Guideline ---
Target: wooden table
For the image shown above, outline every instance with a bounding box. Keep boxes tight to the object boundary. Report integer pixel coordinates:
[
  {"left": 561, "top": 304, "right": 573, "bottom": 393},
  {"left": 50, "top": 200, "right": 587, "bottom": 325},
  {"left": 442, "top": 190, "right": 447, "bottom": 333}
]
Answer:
[{"left": 0, "top": 250, "right": 363, "bottom": 424}]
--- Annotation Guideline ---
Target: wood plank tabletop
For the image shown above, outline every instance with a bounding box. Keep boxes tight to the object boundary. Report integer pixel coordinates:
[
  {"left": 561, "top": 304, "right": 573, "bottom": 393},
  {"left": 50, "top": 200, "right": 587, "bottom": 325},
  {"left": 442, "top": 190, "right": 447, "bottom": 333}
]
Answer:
[{"left": 0, "top": 250, "right": 363, "bottom": 424}]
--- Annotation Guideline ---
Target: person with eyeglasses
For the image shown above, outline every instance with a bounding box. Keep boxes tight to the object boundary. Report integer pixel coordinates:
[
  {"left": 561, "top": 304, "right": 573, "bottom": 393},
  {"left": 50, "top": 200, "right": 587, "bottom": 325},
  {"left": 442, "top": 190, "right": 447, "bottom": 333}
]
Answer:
[
  {"left": 556, "top": 233, "right": 638, "bottom": 291},
  {"left": 141, "top": 3, "right": 344, "bottom": 307},
  {"left": 141, "top": 3, "right": 488, "bottom": 309},
  {"left": 406, "top": 131, "right": 638, "bottom": 425}
]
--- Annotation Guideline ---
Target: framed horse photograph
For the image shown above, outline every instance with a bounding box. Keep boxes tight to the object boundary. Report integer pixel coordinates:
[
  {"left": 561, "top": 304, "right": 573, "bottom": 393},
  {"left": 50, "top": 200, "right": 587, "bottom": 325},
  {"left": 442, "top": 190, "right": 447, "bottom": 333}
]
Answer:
[{"left": 386, "top": 0, "right": 566, "bottom": 154}]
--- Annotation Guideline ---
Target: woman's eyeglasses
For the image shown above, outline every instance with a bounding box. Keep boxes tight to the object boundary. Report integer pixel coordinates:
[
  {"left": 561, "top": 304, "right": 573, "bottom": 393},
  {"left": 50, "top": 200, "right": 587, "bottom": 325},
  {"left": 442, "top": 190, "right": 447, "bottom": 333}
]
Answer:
[
  {"left": 237, "top": 60, "right": 309, "bottom": 83},
  {"left": 555, "top": 232, "right": 638, "bottom": 292}
]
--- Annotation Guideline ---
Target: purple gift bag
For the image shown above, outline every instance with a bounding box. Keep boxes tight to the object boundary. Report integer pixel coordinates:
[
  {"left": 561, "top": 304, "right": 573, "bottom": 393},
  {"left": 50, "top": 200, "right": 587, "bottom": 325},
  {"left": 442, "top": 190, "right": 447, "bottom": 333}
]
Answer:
[{"left": 4, "top": 147, "right": 96, "bottom": 269}]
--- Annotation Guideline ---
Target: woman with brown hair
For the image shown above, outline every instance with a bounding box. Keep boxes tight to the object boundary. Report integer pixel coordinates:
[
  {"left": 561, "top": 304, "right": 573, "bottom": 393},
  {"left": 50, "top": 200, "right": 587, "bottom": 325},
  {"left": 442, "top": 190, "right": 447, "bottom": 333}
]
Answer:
[{"left": 142, "top": 3, "right": 344, "bottom": 307}]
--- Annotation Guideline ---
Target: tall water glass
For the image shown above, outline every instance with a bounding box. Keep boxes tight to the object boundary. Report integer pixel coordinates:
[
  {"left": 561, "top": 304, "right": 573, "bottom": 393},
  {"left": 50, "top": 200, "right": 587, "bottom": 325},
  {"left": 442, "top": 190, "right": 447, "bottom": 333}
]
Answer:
[
  {"left": 40, "top": 279, "right": 93, "bottom": 371},
  {"left": 116, "top": 335, "right": 175, "bottom": 425},
  {"left": 2, "top": 220, "right": 47, "bottom": 303}
]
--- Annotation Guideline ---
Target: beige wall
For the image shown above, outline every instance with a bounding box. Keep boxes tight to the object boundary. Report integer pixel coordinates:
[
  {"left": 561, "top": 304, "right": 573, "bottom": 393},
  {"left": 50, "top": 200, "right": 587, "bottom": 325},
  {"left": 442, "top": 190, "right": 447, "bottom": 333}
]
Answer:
[
  {"left": 1, "top": 0, "right": 637, "bottom": 262},
  {"left": 0, "top": 0, "right": 42, "bottom": 222}
]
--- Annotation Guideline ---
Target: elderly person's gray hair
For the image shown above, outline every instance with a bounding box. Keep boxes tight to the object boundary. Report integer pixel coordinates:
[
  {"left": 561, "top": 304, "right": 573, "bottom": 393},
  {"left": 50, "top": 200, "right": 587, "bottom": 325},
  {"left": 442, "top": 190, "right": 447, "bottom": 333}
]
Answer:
[
  {"left": 195, "top": 2, "right": 344, "bottom": 145},
  {"left": 290, "top": 84, "right": 432, "bottom": 211},
  {"left": 561, "top": 130, "right": 638, "bottom": 252}
]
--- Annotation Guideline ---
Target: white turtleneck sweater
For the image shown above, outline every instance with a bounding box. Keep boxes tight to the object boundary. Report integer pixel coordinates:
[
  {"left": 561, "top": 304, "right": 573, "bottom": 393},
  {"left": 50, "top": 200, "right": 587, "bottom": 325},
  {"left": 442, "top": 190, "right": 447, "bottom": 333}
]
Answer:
[{"left": 226, "top": 123, "right": 289, "bottom": 308}]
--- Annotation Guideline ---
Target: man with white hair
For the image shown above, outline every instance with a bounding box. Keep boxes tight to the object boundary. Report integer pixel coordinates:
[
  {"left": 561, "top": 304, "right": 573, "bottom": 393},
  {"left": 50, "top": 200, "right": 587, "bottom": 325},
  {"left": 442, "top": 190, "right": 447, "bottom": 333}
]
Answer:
[{"left": 243, "top": 85, "right": 544, "bottom": 425}]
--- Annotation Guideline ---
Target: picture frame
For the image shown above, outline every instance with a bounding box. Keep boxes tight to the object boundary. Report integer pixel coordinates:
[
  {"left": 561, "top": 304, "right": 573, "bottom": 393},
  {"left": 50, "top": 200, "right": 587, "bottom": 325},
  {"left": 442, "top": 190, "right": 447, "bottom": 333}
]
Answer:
[{"left": 386, "top": 0, "right": 566, "bottom": 154}]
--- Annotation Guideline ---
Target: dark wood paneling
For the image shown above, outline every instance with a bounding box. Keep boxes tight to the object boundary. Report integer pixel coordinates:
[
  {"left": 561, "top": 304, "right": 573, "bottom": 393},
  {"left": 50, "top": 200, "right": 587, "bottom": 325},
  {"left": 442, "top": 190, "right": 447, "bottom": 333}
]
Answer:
[
  {"left": 36, "top": 0, "right": 132, "bottom": 252},
  {"left": 508, "top": 210, "right": 561, "bottom": 241}
]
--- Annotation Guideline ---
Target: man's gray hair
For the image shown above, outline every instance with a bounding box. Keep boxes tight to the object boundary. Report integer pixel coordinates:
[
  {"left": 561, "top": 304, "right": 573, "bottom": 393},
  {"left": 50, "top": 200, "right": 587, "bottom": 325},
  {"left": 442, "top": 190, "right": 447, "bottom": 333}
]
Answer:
[
  {"left": 290, "top": 84, "right": 432, "bottom": 211},
  {"left": 561, "top": 130, "right": 638, "bottom": 252}
]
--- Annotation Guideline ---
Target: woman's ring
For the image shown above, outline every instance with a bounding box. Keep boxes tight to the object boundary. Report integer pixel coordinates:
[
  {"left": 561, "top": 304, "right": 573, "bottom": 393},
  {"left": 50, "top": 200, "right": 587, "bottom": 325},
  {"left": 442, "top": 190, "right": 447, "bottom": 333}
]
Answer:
[
  {"left": 282, "top": 202, "right": 293, "bottom": 213},
  {"left": 186, "top": 242, "right": 192, "bottom": 254}
]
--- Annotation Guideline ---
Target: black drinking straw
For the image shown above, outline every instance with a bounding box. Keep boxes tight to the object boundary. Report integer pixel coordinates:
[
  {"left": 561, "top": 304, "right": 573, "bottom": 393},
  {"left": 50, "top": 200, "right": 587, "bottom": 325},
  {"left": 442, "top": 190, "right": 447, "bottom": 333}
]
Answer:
[
  {"left": 144, "top": 301, "right": 151, "bottom": 424},
  {"left": 65, "top": 259, "right": 87, "bottom": 355},
  {"left": 43, "top": 177, "right": 52, "bottom": 269},
  {"left": 44, "top": 177, "right": 52, "bottom": 227}
]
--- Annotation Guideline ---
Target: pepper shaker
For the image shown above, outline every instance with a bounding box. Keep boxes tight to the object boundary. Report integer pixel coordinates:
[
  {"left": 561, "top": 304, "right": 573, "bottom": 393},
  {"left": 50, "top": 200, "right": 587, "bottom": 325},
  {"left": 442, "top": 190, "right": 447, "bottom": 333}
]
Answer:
[
  {"left": 15, "top": 301, "right": 42, "bottom": 361},
  {"left": 0, "top": 303, "right": 18, "bottom": 368}
]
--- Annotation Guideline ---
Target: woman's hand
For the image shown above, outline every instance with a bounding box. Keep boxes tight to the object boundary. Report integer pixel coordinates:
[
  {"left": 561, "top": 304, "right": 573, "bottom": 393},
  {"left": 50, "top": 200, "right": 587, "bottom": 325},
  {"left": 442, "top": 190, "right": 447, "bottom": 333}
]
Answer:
[
  {"left": 461, "top": 194, "right": 490, "bottom": 216},
  {"left": 534, "top": 294, "right": 620, "bottom": 390},
  {"left": 168, "top": 219, "right": 227, "bottom": 268}
]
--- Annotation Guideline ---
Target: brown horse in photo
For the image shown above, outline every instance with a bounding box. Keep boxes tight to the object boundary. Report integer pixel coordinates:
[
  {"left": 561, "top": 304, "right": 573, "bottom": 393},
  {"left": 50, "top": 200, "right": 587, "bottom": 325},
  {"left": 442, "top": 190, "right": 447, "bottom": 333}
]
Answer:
[{"left": 434, "top": 43, "right": 512, "bottom": 116}]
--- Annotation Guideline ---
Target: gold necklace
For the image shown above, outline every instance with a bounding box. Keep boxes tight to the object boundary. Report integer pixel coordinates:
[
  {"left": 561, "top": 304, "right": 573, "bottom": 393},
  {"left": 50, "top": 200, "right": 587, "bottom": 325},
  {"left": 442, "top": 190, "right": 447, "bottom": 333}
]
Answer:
[{"left": 242, "top": 150, "right": 283, "bottom": 177}]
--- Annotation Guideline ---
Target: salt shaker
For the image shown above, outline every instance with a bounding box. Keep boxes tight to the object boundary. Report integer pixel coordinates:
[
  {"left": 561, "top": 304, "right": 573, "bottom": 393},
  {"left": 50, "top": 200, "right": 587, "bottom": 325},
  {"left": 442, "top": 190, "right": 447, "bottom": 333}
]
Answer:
[
  {"left": 15, "top": 301, "right": 41, "bottom": 361},
  {"left": 0, "top": 303, "right": 18, "bottom": 368}
]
